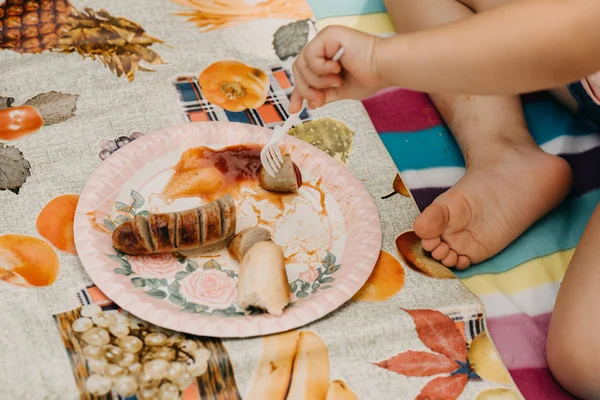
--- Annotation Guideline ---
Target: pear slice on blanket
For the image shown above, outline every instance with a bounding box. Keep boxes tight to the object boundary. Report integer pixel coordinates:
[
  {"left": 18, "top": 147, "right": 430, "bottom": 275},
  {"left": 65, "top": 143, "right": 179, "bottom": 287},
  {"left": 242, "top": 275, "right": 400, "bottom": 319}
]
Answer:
[
  {"left": 326, "top": 380, "right": 359, "bottom": 400},
  {"left": 286, "top": 331, "right": 330, "bottom": 400},
  {"left": 246, "top": 330, "right": 297, "bottom": 400},
  {"left": 396, "top": 230, "right": 456, "bottom": 279}
]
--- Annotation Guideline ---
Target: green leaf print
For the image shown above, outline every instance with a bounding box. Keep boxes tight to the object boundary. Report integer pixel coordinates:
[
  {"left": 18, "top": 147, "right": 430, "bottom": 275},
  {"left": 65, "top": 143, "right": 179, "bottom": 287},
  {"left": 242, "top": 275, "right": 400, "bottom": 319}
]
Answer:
[
  {"left": 169, "top": 293, "right": 186, "bottom": 306},
  {"left": 130, "top": 190, "right": 144, "bottom": 210},
  {"left": 146, "top": 289, "right": 167, "bottom": 299},
  {"left": 114, "top": 201, "right": 132, "bottom": 213}
]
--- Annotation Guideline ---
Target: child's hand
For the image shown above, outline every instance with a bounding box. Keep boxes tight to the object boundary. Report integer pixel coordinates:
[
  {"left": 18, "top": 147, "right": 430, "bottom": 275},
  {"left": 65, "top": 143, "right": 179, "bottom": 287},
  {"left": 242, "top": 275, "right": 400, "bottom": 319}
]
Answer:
[{"left": 289, "top": 26, "right": 385, "bottom": 113}]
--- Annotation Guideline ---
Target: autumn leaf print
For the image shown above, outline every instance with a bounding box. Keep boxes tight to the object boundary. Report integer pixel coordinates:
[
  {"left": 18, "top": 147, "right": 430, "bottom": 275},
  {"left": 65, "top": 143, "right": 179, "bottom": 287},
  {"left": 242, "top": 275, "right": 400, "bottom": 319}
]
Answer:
[
  {"left": 417, "top": 374, "right": 469, "bottom": 400},
  {"left": 404, "top": 309, "right": 468, "bottom": 363},
  {"left": 374, "top": 309, "right": 476, "bottom": 400},
  {"left": 374, "top": 350, "right": 458, "bottom": 377}
]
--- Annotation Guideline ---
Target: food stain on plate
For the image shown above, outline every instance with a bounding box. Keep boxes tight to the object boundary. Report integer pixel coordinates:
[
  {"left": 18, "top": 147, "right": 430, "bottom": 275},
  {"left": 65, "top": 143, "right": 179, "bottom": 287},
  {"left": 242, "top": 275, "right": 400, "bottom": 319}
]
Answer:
[
  {"left": 75, "top": 122, "right": 382, "bottom": 336},
  {"left": 94, "top": 143, "right": 346, "bottom": 317},
  {"left": 161, "top": 144, "right": 263, "bottom": 202}
]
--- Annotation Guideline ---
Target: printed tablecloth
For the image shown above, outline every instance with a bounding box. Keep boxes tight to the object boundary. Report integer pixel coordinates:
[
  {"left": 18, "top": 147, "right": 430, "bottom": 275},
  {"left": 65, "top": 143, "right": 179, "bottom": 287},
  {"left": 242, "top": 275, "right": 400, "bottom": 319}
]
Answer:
[{"left": 0, "top": 1, "right": 520, "bottom": 399}]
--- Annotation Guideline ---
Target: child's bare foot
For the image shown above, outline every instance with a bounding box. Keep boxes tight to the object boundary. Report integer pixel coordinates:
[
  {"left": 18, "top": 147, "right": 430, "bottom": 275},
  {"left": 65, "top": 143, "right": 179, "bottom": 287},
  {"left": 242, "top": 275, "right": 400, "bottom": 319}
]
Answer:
[{"left": 413, "top": 143, "right": 572, "bottom": 270}]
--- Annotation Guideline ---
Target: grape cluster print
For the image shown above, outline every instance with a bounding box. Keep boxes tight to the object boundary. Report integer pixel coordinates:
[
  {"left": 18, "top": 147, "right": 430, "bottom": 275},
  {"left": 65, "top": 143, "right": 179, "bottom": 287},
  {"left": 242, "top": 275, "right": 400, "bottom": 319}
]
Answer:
[
  {"left": 72, "top": 304, "right": 211, "bottom": 399},
  {"left": 98, "top": 132, "right": 145, "bottom": 160}
]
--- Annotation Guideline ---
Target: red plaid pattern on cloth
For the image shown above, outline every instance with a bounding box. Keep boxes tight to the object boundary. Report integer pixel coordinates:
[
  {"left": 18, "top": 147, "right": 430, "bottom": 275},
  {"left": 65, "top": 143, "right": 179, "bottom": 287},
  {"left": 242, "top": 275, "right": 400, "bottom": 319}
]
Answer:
[{"left": 174, "top": 66, "right": 310, "bottom": 128}]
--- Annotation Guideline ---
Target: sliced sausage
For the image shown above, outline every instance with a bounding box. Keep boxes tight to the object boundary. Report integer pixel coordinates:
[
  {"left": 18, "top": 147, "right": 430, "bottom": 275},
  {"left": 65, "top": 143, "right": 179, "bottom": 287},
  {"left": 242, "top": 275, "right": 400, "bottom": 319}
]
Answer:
[
  {"left": 149, "top": 212, "right": 177, "bottom": 253},
  {"left": 217, "top": 193, "right": 237, "bottom": 241},
  {"left": 199, "top": 201, "right": 221, "bottom": 246},
  {"left": 176, "top": 208, "right": 200, "bottom": 251},
  {"left": 258, "top": 154, "right": 302, "bottom": 193},
  {"left": 111, "top": 194, "right": 235, "bottom": 255},
  {"left": 228, "top": 227, "right": 271, "bottom": 262},
  {"left": 112, "top": 215, "right": 154, "bottom": 255}
]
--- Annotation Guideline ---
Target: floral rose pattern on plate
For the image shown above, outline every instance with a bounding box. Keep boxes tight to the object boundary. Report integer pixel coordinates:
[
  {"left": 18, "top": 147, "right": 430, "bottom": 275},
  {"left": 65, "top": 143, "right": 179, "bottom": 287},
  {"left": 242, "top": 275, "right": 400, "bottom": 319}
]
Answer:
[
  {"left": 108, "top": 249, "right": 343, "bottom": 317},
  {"left": 181, "top": 268, "right": 237, "bottom": 310},
  {"left": 130, "top": 253, "right": 182, "bottom": 279},
  {"left": 105, "top": 191, "right": 342, "bottom": 316},
  {"left": 289, "top": 253, "right": 339, "bottom": 299},
  {"left": 299, "top": 268, "right": 318, "bottom": 283}
]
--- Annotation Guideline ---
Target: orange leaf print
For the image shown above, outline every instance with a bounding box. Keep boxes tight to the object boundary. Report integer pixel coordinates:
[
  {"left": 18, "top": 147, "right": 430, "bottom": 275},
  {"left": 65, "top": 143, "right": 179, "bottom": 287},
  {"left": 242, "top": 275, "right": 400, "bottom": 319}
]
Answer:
[
  {"left": 416, "top": 374, "right": 468, "bottom": 400},
  {"left": 375, "top": 351, "right": 459, "bottom": 377},
  {"left": 404, "top": 309, "right": 468, "bottom": 363},
  {"left": 36, "top": 194, "right": 80, "bottom": 254}
]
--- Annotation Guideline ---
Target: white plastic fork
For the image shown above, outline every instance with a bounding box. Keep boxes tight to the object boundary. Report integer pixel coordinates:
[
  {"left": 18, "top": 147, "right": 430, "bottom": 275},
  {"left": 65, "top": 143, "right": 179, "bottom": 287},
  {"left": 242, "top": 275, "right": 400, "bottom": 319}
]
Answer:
[{"left": 261, "top": 47, "right": 345, "bottom": 177}]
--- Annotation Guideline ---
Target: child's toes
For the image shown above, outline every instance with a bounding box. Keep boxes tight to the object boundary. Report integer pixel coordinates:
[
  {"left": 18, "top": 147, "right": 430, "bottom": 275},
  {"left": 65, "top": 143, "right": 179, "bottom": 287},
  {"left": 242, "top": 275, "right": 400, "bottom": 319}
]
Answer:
[
  {"left": 441, "top": 250, "right": 458, "bottom": 267},
  {"left": 421, "top": 237, "right": 441, "bottom": 252},
  {"left": 431, "top": 242, "right": 450, "bottom": 260},
  {"left": 455, "top": 255, "right": 471, "bottom": 270}
]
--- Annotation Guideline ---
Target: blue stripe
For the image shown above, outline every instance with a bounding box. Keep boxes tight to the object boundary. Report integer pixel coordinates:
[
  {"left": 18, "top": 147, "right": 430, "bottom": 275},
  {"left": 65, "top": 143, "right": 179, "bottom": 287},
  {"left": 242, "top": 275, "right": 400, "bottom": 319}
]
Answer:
[
  {"left": 305, "top": 0, "right": 386, "bottom": 20},
  {"left": 454, "top": 189, "right": 600, "bottom": 278},
  {"left": 381, "top": 98, "right": 582, "bottom": 171}
]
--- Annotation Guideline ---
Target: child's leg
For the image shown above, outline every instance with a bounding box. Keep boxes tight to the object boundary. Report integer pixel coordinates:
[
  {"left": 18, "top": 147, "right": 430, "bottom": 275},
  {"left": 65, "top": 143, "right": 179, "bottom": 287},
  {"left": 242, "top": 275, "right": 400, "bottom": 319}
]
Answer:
[
  {"left": 547, "top": 204, "right": 600, "bottom": 399},
  {"left": 384, "top": 0, "right": 572, "bottom": 269}
]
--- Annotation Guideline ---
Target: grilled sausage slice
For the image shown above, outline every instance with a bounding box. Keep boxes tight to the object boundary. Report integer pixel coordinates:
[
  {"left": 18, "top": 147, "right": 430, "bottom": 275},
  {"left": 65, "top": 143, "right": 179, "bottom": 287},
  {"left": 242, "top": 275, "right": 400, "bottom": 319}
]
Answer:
[
  {"left": 217, "top": 194, "right": 236, "bottom": 240},
  {"left": 199, "top": 201, "right": 221, "bottom": 246},
  {"left": 228, "top": 227, "right": 271, "bottom": 262},
  {"left": 111, "top": 194, "right": 236, "bottom": 255},
  {"left": 175, "top": 208, "right": 200, "bottom": 251},
  {"left": 148, "top": 212, "right": 177, "bottom": 253},
  {"left": 112, "top": 215, "right": 155, "bottom": 255},
  {"left": 258, "top": 154, "right": 302, "bottom": 193}
]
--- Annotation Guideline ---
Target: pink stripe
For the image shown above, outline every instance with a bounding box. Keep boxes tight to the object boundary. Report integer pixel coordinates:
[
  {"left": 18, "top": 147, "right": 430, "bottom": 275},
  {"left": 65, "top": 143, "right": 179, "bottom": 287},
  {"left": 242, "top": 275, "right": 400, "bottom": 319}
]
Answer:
[
  {"left": 362, "top": 89, "right": 441, "bottom": 132},
  {"left": 510, "top": 368, "right": 575, "bottom": 400},
  {"left": 486, "top": 312, "right": 551, "bottom": 369},
  {"left": 487, "top": 313, "right": 577, "bottom": 398}
]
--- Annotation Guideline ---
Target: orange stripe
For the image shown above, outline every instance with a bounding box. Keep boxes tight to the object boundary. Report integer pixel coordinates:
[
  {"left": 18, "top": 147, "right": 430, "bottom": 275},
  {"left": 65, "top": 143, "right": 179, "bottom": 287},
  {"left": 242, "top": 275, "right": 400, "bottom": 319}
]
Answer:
[{"left": 87, "top": 286, "right": 110, "bottom": 303}]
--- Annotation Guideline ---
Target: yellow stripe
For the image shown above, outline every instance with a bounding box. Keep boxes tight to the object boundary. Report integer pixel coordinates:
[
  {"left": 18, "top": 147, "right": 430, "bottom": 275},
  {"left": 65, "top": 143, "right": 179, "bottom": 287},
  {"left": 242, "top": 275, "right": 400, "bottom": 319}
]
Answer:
[
  {"left": 315, "top": 13, "right": 395, "bottom": 36},
  {"left": 461, "top": 249, "right": 574, "bottom": 296}
]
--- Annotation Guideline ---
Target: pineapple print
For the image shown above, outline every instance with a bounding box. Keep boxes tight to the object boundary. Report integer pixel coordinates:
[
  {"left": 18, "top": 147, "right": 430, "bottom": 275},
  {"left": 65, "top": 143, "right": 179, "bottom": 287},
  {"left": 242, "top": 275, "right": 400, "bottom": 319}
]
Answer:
[
  {"left": 0, "top": 0, "right": 165, "bottom": 81},
  {"left": 0, "top": 0, "right": 72, "bottom": 53}
]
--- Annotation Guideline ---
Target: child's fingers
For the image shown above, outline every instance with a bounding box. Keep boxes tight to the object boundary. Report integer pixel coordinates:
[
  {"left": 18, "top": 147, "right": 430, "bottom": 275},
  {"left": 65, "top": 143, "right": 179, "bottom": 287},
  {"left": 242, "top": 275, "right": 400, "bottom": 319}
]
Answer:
[
  {"left": 296, "top": 59, "right": 341, "bottom": 89},
  {"left": 323, "top": 87, "right": 342, "bottom": 105},
  {"left": 307, "top": 90, "right": 326, "bottom": 109},
  {"left": 306, "top": 58, "right": 341, "bottom": 76},
  {"left": 304, "top": 27, "right": 344, "bottom": 75},
  {"left": 290, "top": 64, "right": 325, "bottom": 110},
  {"left": 318, "top": 74, "right": 343, "bottom": 89},
  {"left": 288, "top": 90, "right": 303, "bottom": 114},
  {"left": 290, "top": 88, "right": 325, "bottom": 113}
]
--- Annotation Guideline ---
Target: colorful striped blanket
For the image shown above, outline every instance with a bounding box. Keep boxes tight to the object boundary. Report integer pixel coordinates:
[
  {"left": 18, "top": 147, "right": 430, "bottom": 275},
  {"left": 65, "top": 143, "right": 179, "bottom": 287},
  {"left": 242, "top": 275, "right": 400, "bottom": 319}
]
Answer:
[{"left": 306, "top": 1, "right": 600, "bottom": 398}]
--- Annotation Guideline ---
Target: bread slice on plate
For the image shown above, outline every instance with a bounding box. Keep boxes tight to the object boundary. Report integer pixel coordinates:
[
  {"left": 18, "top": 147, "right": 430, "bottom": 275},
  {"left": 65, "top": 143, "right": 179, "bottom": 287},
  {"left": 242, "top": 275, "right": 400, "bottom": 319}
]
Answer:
[{"left": 237, "top": 241, "right": 291, "bottom": 316}]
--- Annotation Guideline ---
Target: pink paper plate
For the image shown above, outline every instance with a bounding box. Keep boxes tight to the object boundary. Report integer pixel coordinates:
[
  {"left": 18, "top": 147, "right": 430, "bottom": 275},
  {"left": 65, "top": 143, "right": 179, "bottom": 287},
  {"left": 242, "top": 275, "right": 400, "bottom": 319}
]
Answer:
[{"left": 74, "top": 122, "right": 382, "bottom": 338}]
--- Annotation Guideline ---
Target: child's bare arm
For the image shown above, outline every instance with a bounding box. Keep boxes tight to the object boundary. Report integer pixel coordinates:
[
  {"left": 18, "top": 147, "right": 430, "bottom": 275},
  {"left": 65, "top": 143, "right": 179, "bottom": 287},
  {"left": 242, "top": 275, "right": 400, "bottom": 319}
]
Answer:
[{"left": 376, "top": 0, "right": 600, "bottom": 95}]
